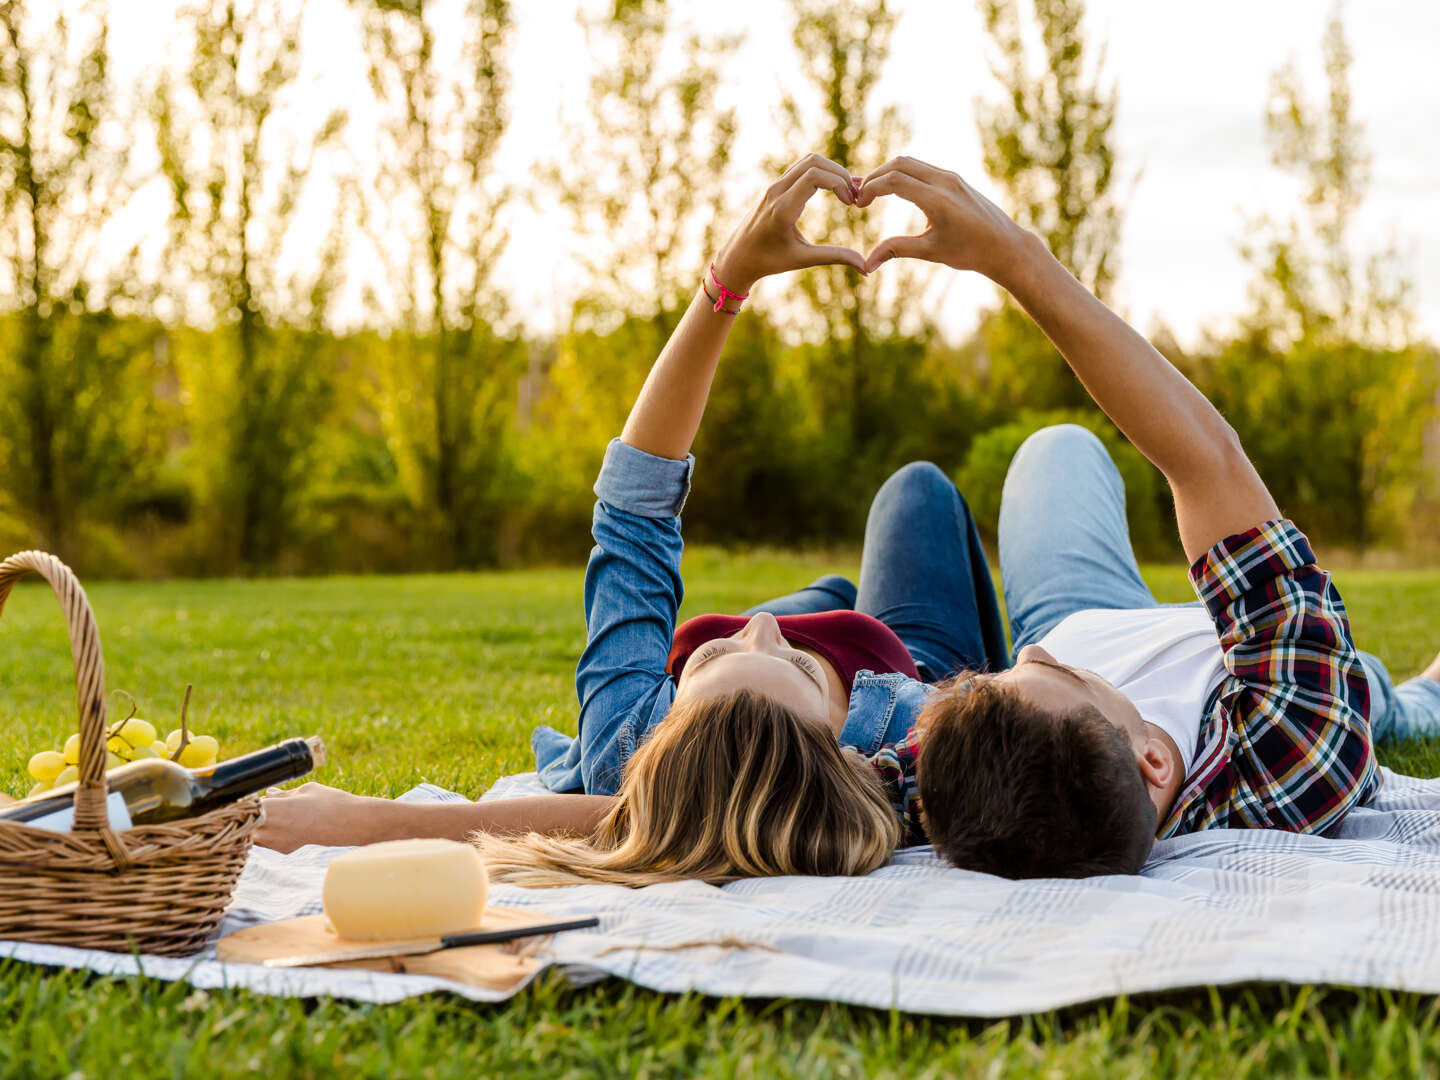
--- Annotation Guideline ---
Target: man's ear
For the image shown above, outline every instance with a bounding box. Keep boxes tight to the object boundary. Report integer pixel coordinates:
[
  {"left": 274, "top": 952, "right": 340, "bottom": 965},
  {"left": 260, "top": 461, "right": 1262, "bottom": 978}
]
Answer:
[{"left": 1135, "top": 740, "right": 1174, "bottom": 791}]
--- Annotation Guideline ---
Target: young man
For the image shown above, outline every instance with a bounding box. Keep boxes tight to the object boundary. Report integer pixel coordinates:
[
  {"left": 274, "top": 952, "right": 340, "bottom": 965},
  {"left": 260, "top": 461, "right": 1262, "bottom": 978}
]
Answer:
[{"left": 853, "top": 157, "right": 1440, "bottom": 878}]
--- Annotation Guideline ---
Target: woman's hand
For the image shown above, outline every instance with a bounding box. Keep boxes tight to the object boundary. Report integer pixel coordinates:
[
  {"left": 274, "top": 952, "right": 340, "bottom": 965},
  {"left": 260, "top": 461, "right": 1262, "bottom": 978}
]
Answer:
[
  {"left": 255, "top": 782, "right": 391, "bottom": 853},
  {"left": 710, "top": 153, "right": 868, "bottom": 292},
  {"left": 855, "top": 156, "right": 1032, "bottom": 282}
]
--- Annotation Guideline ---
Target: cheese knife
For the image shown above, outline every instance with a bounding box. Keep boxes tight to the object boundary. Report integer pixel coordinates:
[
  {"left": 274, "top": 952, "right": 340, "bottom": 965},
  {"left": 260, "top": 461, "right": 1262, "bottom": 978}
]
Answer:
[{"left": 261, "top": 915, "right": 600, "bottom": 968}]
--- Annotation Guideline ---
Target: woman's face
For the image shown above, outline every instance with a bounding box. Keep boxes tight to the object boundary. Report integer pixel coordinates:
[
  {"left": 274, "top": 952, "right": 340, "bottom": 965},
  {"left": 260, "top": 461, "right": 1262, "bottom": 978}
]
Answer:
[{"left": 672, "top": 611, "right": 830, "bottom": 724}]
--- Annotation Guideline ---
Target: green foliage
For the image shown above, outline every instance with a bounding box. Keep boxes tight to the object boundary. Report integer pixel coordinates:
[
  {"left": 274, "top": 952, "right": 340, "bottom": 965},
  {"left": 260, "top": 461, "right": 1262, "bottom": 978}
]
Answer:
[
  {"left": 4, "top": 564, "right": 1440, "bottom": 1073},
  {"left": 519, "top": 315, "right": 660, "bottom": 554},
  {"left": 0, "top": 0, "right": 1436, "bottom": 577},
  {"left": 683, "top": 316, "right": 827, "bottom": 543},
  {"left": 167, "top": 323, "right": 337, "bottom": 573},
  {"left": 1181, "top": 336, "right": 1438, "bottom": 552},
  {"left": 971, "top": 301, "right": 1094, "bottom": 417},
  {"left": 956, "top": 408, "right": 1172, "bottom": 558},
  {"left": 520, "top": 309, "right": 982, "bottom": 552}
]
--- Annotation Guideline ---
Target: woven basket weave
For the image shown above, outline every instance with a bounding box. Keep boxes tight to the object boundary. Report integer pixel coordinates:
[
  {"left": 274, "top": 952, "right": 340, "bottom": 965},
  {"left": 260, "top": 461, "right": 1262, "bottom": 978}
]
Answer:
[{"left": 0, "top": 551, "right": 261, "bottom": 957}]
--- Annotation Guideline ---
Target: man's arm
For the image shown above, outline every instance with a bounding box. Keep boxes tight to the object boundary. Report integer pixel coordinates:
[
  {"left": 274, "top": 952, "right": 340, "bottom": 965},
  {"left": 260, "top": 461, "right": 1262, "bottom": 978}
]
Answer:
[
  {"left": 562, "top": 154, "right": 869, "bottom": 794},
  {"left": 858, "top": 158, "right": 1280, "bottom": 562},
  {"left": 997, "top": 242, "right": 1280, "bottom": 562}
]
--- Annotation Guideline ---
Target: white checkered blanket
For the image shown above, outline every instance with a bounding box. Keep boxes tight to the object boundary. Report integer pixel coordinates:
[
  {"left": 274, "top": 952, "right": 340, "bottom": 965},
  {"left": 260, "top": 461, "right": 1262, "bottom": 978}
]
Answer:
[{"left": 6, "top": 766, "right": 1440, "bottom": 1016}]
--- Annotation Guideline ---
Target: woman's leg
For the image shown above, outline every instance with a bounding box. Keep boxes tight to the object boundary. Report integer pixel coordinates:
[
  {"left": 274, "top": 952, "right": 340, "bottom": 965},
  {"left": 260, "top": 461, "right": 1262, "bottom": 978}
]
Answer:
[
  {"left": 742, "top": 574, "right": 857, "bottom": 616},
  {"left": 854, "top": 461, "right": 1009, "bottom": 682},
  {"left": 999, "top": 424, "right": 1158, "bottom": 657},
  {"left": 1361, "top": 651, "right": 1440, "bottom": 744}
]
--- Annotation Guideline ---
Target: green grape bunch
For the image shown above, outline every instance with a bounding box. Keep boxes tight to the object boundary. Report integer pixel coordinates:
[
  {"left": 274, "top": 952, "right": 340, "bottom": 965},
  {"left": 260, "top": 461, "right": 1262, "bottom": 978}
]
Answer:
[{"left": 23, "top": 687, "right": 221, "bottom": 799}]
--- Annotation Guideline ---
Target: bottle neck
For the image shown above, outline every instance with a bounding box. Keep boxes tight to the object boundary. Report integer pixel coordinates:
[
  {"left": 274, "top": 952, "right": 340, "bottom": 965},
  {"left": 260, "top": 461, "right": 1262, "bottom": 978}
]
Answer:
[{"left": 195, "top": 737, "right": 316, "bottom": 804}]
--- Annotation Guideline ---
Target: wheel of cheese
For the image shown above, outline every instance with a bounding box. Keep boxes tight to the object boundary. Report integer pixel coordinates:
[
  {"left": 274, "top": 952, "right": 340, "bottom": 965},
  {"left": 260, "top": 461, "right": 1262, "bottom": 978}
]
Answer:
[{"left": 322, "top": 838, "right": 490, "bottom": 941}]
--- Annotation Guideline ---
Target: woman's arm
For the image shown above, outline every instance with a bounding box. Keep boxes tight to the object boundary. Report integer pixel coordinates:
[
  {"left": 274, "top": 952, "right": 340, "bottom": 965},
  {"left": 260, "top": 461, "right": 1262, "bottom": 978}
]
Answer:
[
  {"left": 857, "top": 157, "right": 1279, "bottom": 563},
  {"left": 553, "top": 155, "right": 871, "bottom": 795},
  {"left": 621, "top": 154, "right": 866, "bottom": 460},
  {"left": 255, "top": 783, "right": 617, "bottom": 854}
]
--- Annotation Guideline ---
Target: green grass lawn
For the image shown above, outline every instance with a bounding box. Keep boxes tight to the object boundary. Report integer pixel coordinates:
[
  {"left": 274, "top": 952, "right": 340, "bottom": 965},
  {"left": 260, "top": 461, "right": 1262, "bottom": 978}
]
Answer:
[{"left": 3, "top": 550, "right": 1440, "bottom": 1078}]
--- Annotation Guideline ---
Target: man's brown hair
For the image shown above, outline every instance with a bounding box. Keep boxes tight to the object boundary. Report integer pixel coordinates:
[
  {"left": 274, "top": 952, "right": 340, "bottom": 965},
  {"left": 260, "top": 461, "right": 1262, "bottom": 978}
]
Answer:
[{"left": 916, "top": 678, "right": 1157, "bottom": 878}]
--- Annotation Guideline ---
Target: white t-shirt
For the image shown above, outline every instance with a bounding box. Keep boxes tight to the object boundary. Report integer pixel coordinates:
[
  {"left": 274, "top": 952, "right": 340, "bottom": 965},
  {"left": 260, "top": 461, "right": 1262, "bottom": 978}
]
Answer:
[{"left": 1034, "top": 605, "right": 1229, "bottom": 778}]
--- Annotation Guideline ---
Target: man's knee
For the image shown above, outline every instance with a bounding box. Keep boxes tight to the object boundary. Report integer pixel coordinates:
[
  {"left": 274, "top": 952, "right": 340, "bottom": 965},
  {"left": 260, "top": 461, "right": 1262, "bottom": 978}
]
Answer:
[
  {"left": 1003, "top": 424, "right": 1122, "bottom": 505},
  {"left": 1013, "top": 423, "right": 1111, "bottom": 478},
  {"left": 1014, "top": 424, "right": 1107, "bottom": 468}
]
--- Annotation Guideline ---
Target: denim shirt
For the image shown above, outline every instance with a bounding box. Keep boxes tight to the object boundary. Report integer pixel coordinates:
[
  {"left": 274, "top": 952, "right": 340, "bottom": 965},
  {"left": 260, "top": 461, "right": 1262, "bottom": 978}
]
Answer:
[{"left": 531, "top": 438, "right": 932, "bottom": 795}]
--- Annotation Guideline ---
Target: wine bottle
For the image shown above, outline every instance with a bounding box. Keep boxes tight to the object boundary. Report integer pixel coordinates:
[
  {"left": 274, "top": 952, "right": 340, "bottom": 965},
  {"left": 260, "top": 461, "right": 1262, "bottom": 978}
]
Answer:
[{"left": 1, "top": 735, "right": 326, "bottom": 832}]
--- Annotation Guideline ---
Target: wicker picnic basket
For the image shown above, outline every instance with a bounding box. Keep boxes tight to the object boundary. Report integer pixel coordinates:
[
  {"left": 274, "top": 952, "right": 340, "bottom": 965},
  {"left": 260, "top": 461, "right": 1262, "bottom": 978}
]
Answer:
[{"left": 0, "top": 551, "right": 261, "bottom": 957}]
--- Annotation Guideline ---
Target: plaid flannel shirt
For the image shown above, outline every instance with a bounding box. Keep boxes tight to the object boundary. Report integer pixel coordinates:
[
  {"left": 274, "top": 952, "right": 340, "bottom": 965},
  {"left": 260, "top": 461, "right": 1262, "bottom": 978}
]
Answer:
[
  {"left": 869, "top": 518, "right": 1379, "bottom": 847},
  {"left": 1158, "top": 518, "right": 1379, "bottom": 837}
]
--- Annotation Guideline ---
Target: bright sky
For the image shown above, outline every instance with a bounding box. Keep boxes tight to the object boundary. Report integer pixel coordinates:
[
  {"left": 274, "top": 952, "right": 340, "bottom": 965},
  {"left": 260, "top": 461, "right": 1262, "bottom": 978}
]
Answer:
[{"left": 102, "top": 0, "right": 1440, "bottom": 346}]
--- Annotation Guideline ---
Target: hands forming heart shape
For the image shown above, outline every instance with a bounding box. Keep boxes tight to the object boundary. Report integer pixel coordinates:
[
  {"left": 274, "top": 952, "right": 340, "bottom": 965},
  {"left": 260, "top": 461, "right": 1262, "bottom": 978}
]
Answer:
[{"left": 711, "top": 153, "right": 1026, "bottom": 293}]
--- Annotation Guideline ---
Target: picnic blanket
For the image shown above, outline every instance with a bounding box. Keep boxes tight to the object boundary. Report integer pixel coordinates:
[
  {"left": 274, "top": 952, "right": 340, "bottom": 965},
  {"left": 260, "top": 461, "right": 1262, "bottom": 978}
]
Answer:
[{"left": 6, "top": 766, "right": 1440, "bottom": 1016}]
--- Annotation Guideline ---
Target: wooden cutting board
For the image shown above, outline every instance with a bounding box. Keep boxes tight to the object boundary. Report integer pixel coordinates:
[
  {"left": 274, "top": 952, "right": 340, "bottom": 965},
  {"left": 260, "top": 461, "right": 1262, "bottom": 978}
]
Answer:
[{"left": 215, "top": 906, "right": 555, "bottom": 991}]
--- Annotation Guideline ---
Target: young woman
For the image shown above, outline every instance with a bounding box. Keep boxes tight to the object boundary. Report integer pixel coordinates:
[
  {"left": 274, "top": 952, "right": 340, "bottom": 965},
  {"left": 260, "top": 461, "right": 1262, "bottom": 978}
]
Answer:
[{"left": 256, "top": 153, "right": 1008, "bottom": 878}]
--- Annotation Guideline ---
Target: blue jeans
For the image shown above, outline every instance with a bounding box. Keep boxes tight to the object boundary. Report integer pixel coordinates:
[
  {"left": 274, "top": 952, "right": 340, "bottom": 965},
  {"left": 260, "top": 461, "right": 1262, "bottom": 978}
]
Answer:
[
  {"left": 745, "top": 461, "right": 1010, "bottom": 683},
  {"left": 997, "top": 424, "right": 1440, "bottom": 744}
]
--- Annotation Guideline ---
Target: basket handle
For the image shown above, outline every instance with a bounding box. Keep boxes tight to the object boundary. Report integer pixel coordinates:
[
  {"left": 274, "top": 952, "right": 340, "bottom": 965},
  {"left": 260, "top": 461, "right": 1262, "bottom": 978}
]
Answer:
[{"left": 0, "top": 551, "right": 110, "bottom": 832}]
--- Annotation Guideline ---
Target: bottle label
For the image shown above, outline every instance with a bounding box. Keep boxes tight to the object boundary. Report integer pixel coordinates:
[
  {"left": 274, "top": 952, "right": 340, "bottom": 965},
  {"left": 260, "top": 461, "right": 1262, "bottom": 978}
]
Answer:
[{"left": 27, "top": 791, "right": 134, "bottom": 834}]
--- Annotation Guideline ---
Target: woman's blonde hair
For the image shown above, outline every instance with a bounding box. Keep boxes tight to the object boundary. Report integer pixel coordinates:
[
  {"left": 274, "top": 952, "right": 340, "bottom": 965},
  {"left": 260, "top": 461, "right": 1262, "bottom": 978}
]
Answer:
[{"left": 474, "top": 689, "right": 901, "bottom": 887}]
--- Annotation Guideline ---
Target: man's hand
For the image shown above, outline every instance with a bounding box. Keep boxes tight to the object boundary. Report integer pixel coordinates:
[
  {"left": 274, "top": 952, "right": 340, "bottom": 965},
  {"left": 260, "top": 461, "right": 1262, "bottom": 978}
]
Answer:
[{"left": 855, "top": 156, "right": 1031, "bottom": 281}]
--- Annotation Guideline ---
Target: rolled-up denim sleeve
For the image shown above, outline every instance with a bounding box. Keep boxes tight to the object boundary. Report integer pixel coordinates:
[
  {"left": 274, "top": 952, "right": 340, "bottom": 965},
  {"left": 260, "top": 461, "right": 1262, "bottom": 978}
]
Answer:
[{"left": 532, "top": 439, "right": 693, "bottom": 795}]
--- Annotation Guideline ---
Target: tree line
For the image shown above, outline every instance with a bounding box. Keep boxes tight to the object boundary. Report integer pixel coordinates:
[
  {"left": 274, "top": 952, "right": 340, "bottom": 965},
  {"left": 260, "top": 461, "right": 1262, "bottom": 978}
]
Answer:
[{"left": 0, "top": 0, "right": 1434, "bottom": 577}]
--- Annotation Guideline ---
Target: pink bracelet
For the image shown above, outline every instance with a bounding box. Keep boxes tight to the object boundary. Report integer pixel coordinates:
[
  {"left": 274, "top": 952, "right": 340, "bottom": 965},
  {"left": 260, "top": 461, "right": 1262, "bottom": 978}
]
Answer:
[{"left": 707, "top": 263, "right": 749, "bottom": 314}]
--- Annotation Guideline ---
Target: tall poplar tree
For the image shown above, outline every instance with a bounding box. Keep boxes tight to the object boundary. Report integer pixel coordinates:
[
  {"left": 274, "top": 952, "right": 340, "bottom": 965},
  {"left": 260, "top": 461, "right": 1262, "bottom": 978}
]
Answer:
[
  {"left": 352, "top": 0, "right": 519, "bottom": 566},
  {"left": 772, "top": 0, "right": 937, "bottom": 484},
  {"left": 773, "top": 0, "right": 911, "bottom": 341},
  {"left": 530, "top": 0, "right": 740, "bottom": 521},
  {"left": 153, "top": 0, "right": 346, "bottom": 571},
  {"left": 972, "top": 0, "right": 1122, "bottom": 414},
  {"left": 544, "top": 0, "right": 738, "bottom": 336},
  {"left": 1245, "top": 7, "right": 1408, "bottom": 347},
  {"left": 541, "top": 0, "right": 743, "bottom": 452},
  {"left": 1195, "top": 8, "right": 1436, "bottom": 550},
  {"left": 0, "top": 0, "right": 147, "bottom": 558}
]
